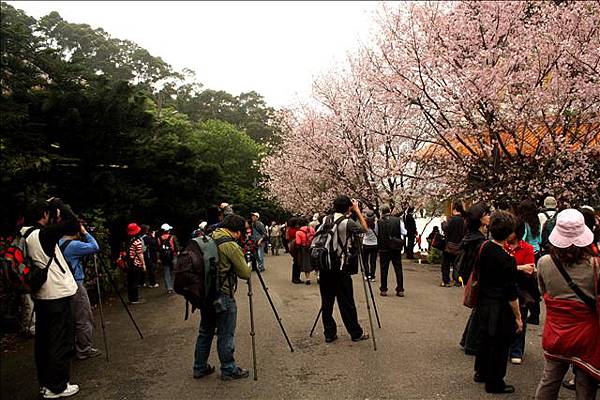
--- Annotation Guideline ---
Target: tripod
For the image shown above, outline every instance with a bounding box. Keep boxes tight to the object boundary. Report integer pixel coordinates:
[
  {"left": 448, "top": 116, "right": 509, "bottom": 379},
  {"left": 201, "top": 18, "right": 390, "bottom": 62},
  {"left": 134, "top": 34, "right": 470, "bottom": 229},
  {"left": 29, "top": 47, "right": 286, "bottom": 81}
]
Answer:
[
  {"left": 92, "top": 255, "right": 110, "bottom": 361},
  {"left": 357, "top": 244, "right": 381, "bottom": 329},
  {"left": 96, "top": 257, "right": 144, "bottom": 343}
]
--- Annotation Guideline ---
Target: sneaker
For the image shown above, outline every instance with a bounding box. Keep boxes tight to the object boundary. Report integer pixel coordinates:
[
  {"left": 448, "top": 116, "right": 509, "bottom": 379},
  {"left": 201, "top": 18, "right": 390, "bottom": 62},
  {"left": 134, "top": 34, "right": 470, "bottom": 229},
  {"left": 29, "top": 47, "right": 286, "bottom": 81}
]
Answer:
[
  {"left": 440, "top": 282, "right": 451, "bottom": 288},
  {"left": 292, "top": 279, "right": 303, "bottom": 284},
  {"left": 510, "top": 357, "right": 522, "bottom": 365},
  {"left": 396, "top": 291, "right": 404, "bottom": 297},
  {"left": 42, "top": 383, "right": 79, "bottom": 399},
  {"left": 380, "top": 290, "right": 388, "bottom": 297},
  {"left": 150, "top": 283, "right": 159, "bottom": 288},
  {"left": 166, "top": 289, "right": 174, "bottom": 295},
  {"left": 221, "top": 367, "right": 250, "bottom": 381},
  {"left": 369, "top": 277, "right": 376, "bottom": 282},
  {"left": 129, "top": 299, "right": 146, "bottom": 305},
  {"left": 351, "top": 333, "right": 370, "bottom": 342},
  {"left": 193, "top": 364, "right": 215, "bottom": 379},
  {"left": 76, "top": 348, "right": 102, "bottom": 360}
]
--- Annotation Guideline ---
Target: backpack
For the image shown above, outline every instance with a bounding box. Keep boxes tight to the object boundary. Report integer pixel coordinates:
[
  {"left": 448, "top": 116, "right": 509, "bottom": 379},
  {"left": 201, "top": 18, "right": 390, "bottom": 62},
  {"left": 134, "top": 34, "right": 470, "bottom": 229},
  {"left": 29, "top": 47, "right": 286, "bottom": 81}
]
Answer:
[
  {"left": 378, "top": 215, "right": 404, "bottom": 251},
  {"left": 159, "top": 235, "right": 174, "bottom": 264},
  {"left": 541, "top": 213, "right": 557, "bottom": 254},
  {"left": 1, "top": 227, "right": 53, "bottom": 294},
  {"left": 173, "top": 235, "right": 234, "bottom": 319},
  {"left": 299, "top": 226, "right": 315, "bottom": 247},
  {"left": 309, "top": 215, "right": 348, "bottom": 272}
]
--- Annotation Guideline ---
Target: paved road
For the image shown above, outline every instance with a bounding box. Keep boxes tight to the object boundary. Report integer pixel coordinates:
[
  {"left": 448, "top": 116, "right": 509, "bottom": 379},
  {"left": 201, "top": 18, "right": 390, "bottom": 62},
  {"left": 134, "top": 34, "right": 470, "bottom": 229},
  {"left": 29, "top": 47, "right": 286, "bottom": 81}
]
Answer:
[{"left": 1, "top": 254, "right": 578, "bottom": 400}]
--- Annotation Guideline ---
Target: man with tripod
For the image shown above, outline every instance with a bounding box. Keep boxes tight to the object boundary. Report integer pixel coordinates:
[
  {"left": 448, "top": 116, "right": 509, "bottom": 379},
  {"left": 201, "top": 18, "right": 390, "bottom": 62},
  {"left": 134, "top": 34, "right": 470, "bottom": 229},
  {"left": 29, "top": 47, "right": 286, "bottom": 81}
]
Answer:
[
  {"left": 193, "top": 214, "right": 251, "bottom": 381},
  {"left": 319, "top": 195, "right": 370, "bottom": 343}
]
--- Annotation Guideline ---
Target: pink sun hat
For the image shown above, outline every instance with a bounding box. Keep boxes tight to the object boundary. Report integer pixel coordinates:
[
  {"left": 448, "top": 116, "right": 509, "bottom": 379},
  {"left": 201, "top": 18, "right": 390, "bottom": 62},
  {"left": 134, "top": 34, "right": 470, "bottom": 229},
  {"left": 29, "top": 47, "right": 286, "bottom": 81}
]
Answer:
[{"left": 549, "top": 209, "right": 594, "bottom": 249}]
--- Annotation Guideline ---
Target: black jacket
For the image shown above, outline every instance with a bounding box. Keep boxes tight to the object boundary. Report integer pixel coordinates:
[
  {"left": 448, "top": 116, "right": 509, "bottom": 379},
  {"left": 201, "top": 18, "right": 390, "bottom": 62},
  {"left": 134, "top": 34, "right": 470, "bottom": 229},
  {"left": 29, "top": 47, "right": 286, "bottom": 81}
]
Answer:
[
  {"left": 404, "top": 213, "right": 417, "bottom": 235},
  {"left": 456, "top": 230, "right": 486, "bottom": 281},
  {"left": 444, "top": 215, "right": 465, "bottom": 244}
]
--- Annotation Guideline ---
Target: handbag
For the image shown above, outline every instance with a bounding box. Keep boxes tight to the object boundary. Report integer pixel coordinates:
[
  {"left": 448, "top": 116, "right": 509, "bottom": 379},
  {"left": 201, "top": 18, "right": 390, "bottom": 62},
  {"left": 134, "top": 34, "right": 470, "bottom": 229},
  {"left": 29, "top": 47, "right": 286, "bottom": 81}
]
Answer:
[
  {"left": 431, "top": 233, "right": 446, "bottom": 251},
  {"left": 445, "top": 241, "right": 461, "bottom": 255},
  {"left": 463, "top": 241, "right": 489, "bottom": 309}
]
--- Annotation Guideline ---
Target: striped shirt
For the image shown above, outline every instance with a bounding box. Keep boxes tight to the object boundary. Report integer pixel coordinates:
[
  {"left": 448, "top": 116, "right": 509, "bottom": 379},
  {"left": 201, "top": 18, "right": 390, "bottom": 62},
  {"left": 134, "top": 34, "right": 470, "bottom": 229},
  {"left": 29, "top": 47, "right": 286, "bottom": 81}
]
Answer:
[{"left": 129, "top": 237, "right": 145, "bottom": 268}]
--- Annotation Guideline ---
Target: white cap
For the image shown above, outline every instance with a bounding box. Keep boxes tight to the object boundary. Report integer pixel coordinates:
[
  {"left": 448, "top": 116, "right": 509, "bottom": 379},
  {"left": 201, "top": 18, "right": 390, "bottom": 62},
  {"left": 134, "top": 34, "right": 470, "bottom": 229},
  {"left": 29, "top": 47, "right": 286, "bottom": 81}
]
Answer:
[
  {"left": 199, "top": 221, "right": 207, "bottom": 230},
  {"left": 251, "top": 212, "right": 260, "bottom": 219},
  {"left": 161, "top": 223, "right": 173, "bottom": 231}
]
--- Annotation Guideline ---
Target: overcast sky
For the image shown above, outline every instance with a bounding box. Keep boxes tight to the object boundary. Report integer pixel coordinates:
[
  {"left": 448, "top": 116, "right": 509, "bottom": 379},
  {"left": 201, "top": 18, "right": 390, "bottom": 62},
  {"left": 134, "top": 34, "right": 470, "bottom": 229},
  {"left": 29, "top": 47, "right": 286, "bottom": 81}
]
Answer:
[{"left": 10, "top": 1, "right": 383, "bottom": 107}]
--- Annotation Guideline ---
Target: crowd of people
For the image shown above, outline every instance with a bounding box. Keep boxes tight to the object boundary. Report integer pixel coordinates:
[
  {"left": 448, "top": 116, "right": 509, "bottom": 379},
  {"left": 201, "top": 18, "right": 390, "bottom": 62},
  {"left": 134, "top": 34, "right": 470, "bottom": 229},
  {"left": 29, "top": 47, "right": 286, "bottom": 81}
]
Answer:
[{"left": 1, "top": 193, "right": 598, "bottom": 399}]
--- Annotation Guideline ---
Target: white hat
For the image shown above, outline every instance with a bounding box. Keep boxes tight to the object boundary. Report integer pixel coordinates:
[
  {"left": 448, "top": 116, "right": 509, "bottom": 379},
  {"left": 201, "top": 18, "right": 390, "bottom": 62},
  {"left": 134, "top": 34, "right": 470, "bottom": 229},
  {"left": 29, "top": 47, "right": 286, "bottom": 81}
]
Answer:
[
  {"left": 220, "top": 202, "right": 230, "bottom": 209},
  {"left": 549, "top": 209, "right": 594, "bottom": 249},
  {"left": 543, "top": 196, "right": 557, "bottom": 209},
  {"left": 161, "top": 223, "right": 173, "bottom": 231},
  {"left": 251, "top": 212, "right": 260, "bottom": 219},
  {"left": 199, "top": 221, "right": 207, "bottom": 230}
]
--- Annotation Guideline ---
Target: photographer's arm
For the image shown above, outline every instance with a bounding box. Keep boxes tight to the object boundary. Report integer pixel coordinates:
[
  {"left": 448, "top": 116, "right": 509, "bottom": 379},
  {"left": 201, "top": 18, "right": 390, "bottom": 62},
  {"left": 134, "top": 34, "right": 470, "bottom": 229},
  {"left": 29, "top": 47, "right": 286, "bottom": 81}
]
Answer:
[
  {"left": 351, "top": 201, "right": 368, "bottom": 233},
  {"left": 39, "top": 222, "right": 72, "bottom": 256},
  {"left": 224, "top": 243, "right": 251, "bottom": 281},
  {"left": 69, "top": 228, "right": 100, "bottom": 257}
]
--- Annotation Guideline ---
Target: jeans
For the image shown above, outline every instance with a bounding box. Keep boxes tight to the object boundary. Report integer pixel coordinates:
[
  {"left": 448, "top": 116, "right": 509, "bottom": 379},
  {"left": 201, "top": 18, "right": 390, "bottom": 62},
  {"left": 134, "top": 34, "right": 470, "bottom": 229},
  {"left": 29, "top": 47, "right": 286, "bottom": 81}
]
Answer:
[
  {"left": 34, "top": 297, "right": 74, "bottom": 394},
  {"left": 70, "top": 281, "right": 94, "bottom": 357},
  {"left": 379, "top": 251, "right": 404, "bottom": 292},
  {"left": 535, "top": 360, "right": 598, "bottom": 400},
  {"left": 441, "top": 252, "right": 458, "bottom": 284},
  {"left": 163, "top": 263, "right": 174, "bottom": 291},
  {"left": 257, "top": 244, "right": 265, "bottom": 271},
  {"left": 361, "top": 245, "right": 378, "bottom": 279},
  {"left": 193, "top": 295, "right": 238, "bottom": 375},
  {"left": 509, "top": 307, "right": 528, "bottom": 358}
]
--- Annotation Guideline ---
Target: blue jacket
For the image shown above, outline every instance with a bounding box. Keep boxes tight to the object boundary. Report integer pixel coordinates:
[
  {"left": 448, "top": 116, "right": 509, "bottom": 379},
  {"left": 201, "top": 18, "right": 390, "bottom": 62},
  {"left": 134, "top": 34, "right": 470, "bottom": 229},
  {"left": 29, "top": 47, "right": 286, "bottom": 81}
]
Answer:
[{"left": 59, "top": 233, "right": 100, "bottom": 282}]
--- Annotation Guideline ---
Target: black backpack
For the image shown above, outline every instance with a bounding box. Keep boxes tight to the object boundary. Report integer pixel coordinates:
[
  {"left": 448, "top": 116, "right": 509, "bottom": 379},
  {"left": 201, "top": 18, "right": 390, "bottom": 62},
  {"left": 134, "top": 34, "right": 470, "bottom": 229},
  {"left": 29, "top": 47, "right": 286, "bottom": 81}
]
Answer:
[
  {"left": 378, "top": 215, "right": 404, "bottom": 251},
  {"left": 541, "top": 213, "right": 557, "bottom": 254},
  {"left": 159, "top": 235, "right": 174, "bottom": 264},
  {"left": 173, "top": 236, "right": 233, "bottom": 319},
  {"left": 310, "top": 215, "right": 348, "bottom": 272}
]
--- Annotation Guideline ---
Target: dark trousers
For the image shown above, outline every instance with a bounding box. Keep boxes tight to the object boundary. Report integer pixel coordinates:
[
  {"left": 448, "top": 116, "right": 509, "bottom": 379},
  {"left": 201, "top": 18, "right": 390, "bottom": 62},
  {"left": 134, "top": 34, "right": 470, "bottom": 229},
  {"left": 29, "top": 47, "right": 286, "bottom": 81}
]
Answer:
[
  {"left": 361, "top": 245, "right": 378, "bottom": 278},
  {"left": 319, "top": 270, "right": 363, "bottom": 340},
  {"left": 405, "top": 234, "right": 416, "bottom": 258},
  {"left": 126, "top": 268, "right": 140, "bottom": 302},
  {"left": 291, "top": 257, "right": 301, "bottom": 282},
  {"left": 379, "top": 251, "right": 404, "bottom": 292},
  {"left": 441, "top": 252, "right": 458, "bottom": 284},
  {"left": 142, "top": 257, "right": 157, "bottom": 286},
  {"left": 34, "top": 297, "right": 74, "bottom": 394},
  {"left": 509, "top": 307, "right": 528, "bottom": 358},
  {"left": 460, "top": 309, "right": 478, "bottom": 354}
]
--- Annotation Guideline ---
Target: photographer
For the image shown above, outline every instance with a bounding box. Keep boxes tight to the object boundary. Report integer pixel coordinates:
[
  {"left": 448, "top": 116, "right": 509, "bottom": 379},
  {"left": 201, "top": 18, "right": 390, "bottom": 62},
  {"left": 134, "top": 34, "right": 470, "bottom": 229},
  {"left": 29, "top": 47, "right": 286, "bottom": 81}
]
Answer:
[
  {"left": 250, "top": 212, "right": 268, "bottom": 272},
  {"left": 193, "top": 214, "right": 252, "bottom": 381},
  {"left": 23, "top": 198, "right": 79, "bottom": 398},
  {"left": 319, "top": 195, "right": 369, "bottom": 343},
  {"left": 59, "top": 221, "right": 101, "bottom": 360}
]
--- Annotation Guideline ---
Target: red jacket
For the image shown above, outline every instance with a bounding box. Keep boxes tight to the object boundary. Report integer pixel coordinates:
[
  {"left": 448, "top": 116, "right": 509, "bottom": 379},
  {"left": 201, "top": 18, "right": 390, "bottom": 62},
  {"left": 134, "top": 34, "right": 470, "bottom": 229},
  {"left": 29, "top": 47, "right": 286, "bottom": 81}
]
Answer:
[{"left": 295, "top": 226, "right": 315, "bottom": 247}]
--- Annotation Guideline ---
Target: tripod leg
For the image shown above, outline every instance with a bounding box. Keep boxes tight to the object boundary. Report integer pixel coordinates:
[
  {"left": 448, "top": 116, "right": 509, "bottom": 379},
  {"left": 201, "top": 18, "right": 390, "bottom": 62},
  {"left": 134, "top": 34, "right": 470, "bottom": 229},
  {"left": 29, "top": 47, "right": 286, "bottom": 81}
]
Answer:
[
  {"left": 309, "top": 308, "right": 322, "bottom": 337},
  {"left": 358, "top": 246, "right": 377, "bottom": 351},
  {"left": 360, "top": 251, "right": 381, "bottom": 328},
  {"left": 98, "top": 258, "right": 144, "bottom": 339},
  {"left": 254, "top": 268, "right": 294, "bottom": 352},
  {"left": 93, "top": 255, "right": 110, "bottom": 362},
  {"left": 247, "top": 271, "right": 258, "bottom": 381}
]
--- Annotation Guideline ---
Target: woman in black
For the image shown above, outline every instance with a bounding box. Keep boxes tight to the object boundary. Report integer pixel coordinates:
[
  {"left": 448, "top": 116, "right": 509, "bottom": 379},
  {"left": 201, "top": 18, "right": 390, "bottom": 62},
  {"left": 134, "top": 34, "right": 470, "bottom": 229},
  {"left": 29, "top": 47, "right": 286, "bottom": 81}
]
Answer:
[
  {"left": 473, "top": 211, "right": 523, "bottom": 394},
  {"left": 441, "top": 201, "right": 466, "bottom": 286},
  {"left": 458, "top": 203, "right": 490, "bottom": 355}
]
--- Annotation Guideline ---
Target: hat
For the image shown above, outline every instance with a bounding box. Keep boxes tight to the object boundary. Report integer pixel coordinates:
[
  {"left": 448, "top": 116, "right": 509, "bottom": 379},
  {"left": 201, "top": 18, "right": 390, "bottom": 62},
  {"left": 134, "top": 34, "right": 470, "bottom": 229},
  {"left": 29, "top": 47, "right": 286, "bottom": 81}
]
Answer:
[
  {"left": 251, "top": 212, "right": 260, "bottom": 219},
  {"left": 161, "top": 223, "right": 173, "bottom": 231},
  {"left": 199, "top": 221, "right": 207, "bottom": 230},
  {"left": 312, "top": 213, "right": 319, "bottom": 221},
  {"left": 549, "top": 209, "right": 594, "bottom": 249},
  {"left": 127, "top": 223, "right": 141, "bottom": 237},
  {"left": 543, "top": 196, "right": 557, "bottom": 209},
  {"left": 364, "top": 210, "right": 376, "bottom": 219},
  {"left": 219, "top": 202, "right": 229, "bottom": 209},
  {"left": 581, "top": 205, "right": 594, "bottom": 212}
]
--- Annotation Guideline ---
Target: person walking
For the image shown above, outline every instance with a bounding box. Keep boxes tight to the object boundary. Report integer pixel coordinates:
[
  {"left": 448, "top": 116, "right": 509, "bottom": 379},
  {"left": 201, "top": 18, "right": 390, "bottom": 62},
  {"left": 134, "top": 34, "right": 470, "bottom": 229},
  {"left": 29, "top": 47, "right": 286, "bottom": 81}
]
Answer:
[
  {"left": 538, "top": 196, "right": 557, "bottom": 228},
  {"left": 473, "top": 211, "right": 522, "bottom": 394},
  {"left": 269, "top": 221, "right": 282, "bottom": 256},
  {"left": 192, "top": 214, "right": 252, "bottom": 381},
  {"left": 534, "top": 209, "right": 599, "bottom": 400},
  {"left": 377, "top": 204, "right": 407, "bottom": 297},
  {"left": 287, "top": 217, "right": 302, "bottom": 284},
  {"left": 362, "top": 210, "right": 378, "bottom": 281},
  {"left": 250, "top": 212, "right": 268, "bottom": 272},
  {"left": 140, "top": 225, "right": 159, "bottom": 288},
  {"left": 318, "top": 195, "right": 370, "bottom": 343},
  {"left": 441, "top": 201, "right": 466, "bottom": 287},
  {"left": 158, "top": 223, "right": 177, "bottom": 294},
  {"left": 296, "top": 218, "right": 316, "bottom": 284},
  {"left": 404, "top": 206, "right": 417, "bottom": 259},
  {"left": 59, "top": 221, "right": 102, "bottom": 360}
]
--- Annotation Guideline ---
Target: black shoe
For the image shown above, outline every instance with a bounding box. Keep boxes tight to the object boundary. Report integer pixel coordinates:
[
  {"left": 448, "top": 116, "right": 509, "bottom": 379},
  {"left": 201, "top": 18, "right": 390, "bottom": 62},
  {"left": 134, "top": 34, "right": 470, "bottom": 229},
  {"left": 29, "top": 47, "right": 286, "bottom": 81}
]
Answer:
[
  {"left": 325, "top": 335, "right": 338, "bottom": 343},
  {"left": 473, "top": 373, "right": 485, "bottom": 383},
  {"left": 527, "top": 315, "right": 540, "bottom": 325},
  {"left": 76, "top": 348, "right": 102, "bottom": 360},
  {"left": 221, "top": 367, "right": 249, "bottom": 381},
  {"left": 305, "top": 280, "right": 311, "bottom": 285},
  {"left": 465, "top": 349, "right": 477, "bottom": 356},
  {"left": 486, "top": 384, "right": 515, "bottom": 394},
  {"left": 292, "top": 279, "right": 303, "bottom": 284},
  {"left": 193, "top": 364, "right": 215, "bottom": 379},
  {"left": 351, "top": 333, "right": 370, "bottom": 342}
]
